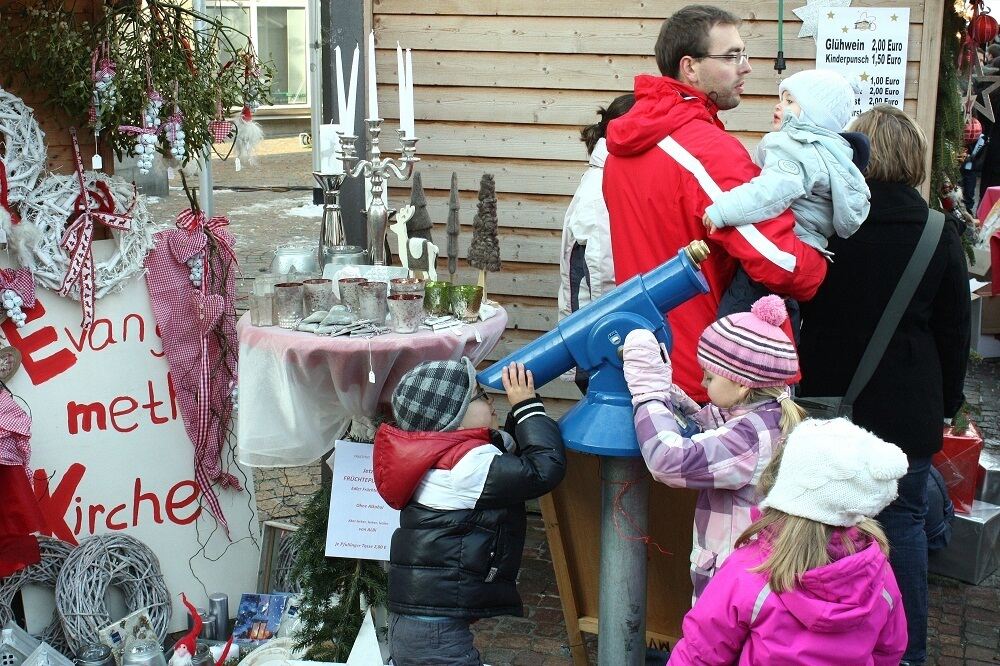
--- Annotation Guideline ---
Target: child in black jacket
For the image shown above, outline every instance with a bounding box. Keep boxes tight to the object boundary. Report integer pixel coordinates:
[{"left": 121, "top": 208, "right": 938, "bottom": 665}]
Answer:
[{"left": 373, "top": 358, "right": 566, "bottom": 666}]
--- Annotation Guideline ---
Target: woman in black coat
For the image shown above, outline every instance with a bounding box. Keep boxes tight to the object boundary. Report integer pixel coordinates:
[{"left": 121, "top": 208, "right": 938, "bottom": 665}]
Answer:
[{"left": 798, "top": 105, "right": 970, "bottom": 666}]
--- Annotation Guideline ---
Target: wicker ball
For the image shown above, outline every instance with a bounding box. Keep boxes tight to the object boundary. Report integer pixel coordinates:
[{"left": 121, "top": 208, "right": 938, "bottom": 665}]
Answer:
[
  {"left": 0, "top": 86, "right": 47, "bottom": 208},
  {"left": 16, "top": 172, "right": 154, "bottom": 298},
  {"left": 55, "top": 534, "right": 170, "bottom": 653},
  {"left": 0, "top": 537, "right": 74, "bottom": 655}
]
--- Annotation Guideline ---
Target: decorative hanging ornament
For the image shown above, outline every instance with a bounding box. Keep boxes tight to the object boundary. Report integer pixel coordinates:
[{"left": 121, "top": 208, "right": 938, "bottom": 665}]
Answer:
[
  {"left": 971, "top": 11, "right": 1000, "bottom": 45},
  {"left": 118, "top": 89, "right": 163, "bottom": 175},
  {"left": 0, "top": 269, "right": 36, "bottom": 329},
  {"left": 90, "top": 43, "right": 117, "bottom": 170},
  {"left": 233, "top": 105, "right": 264, "bottom": 172},
  {"left": 164, "top": 81, "right": 187, "bottom": 163},
  {"left": 792, "top": 0, "right": 853, "bottom": 39}
]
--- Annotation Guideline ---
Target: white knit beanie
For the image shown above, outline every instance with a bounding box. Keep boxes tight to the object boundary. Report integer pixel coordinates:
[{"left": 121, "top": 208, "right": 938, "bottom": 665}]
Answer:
[
  {"left": 779, "top": 69, "right": 857, "bottom": 132},
  {"left": 761, "top": 418, "right": 909, "bottom": 526}
]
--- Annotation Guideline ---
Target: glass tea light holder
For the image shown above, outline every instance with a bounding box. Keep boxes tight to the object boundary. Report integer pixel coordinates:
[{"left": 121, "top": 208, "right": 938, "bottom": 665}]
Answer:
[
  {"left": 357, "top": 281, "right": 389, "bottom": 324},
  {"left": 274, "top": 282, "right": 305, "bottom": 329},
  {"left": 303, "top": 278, "right": 334, "bottom": 314},
  {"left": 388, "top": 293, "right": 425, "bottom": 333},
  {"left": 450, "top": 284, "right": 483, "bottom": 323},
  {"left": 338, "top": 277, "right": 368, "bottom": 313},
  {"left": 250, "top": 274, "right": 282, "bottom": 327},
  {"left": 423, "top": 280, "right": 452, "bottom": 316},
  {"left": 389, "top": 277, "right": 426, "bottom": 297}
]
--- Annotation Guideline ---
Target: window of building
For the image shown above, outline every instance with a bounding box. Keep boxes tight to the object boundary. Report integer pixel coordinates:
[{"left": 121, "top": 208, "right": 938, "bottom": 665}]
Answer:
[{"left": 209, "top": 0, "right": 308, "bottom": 107}]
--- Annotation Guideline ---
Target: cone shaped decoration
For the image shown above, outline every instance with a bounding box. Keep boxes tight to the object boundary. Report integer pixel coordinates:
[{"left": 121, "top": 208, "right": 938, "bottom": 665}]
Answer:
[
  {"left": 407, "top": 171, "right": 433, "bottom": 242},
  {"left": 447, "top": 171, "right": 461, "bottom": 281},
  {"left": 468, "top": 173, "right": 500, "bottom": 299}
]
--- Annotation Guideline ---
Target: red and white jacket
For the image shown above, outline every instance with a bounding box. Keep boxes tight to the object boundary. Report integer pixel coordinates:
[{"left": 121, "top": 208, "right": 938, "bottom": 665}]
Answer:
[{"left": 604, "top": 76, "right": 827, "bottom": 401}]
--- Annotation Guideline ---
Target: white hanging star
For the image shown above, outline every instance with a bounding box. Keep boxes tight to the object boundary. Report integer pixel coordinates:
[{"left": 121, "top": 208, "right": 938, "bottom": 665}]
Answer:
[{"left": 793, "top": 0, "right": 853, "bottom": 39}]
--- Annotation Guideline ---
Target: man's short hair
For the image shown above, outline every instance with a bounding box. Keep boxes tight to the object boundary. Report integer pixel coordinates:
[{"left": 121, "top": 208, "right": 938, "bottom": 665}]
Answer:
[
  {"left": 848, "top": 104, "right": 927, "bottom": 188},
  {"left": 988, "top": 43, "right": 1000, "bottom": 58},
  {"left": 655, "top": 5, "right": 742, "bottom": 79}
]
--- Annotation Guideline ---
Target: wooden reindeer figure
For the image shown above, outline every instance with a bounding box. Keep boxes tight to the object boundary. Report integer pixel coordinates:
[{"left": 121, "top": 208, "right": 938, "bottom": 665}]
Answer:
[{"left": 389, "top": 205, "right": 440, "bottom": 281}]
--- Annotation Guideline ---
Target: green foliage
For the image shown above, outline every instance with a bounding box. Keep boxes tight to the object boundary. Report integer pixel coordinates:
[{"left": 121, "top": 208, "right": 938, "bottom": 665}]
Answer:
[
  {"left": 288, "top": 481, "right": 388, "bottom": 662},
  {"left": 932, "top": 5, "right": 966, "bottom": 204},
  {"left": 0, "top": 0, "right": 271, "bottom": 169}
]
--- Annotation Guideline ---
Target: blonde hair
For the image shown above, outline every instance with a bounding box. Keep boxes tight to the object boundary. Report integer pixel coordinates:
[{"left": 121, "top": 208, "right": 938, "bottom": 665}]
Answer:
[
  {"left": 848, "top": 104, "right": 927, "bottom": 187},
  {"left": 736, "top": 387, "right": 806, "bottom": 495},
  {"left": 735, "top": 508, "right": 890, "bottom": 593}
]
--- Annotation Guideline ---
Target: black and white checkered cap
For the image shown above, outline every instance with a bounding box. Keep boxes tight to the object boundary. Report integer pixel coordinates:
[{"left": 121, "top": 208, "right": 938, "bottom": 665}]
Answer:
[{"left": 391, "top": 357, "right": 478, "bottom": 432}]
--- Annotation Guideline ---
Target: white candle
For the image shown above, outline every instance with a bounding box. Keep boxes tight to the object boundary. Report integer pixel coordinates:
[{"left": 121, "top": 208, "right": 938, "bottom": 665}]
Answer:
[
  {"left": 335, "top": 46, "right": 347, "bottom": 125},
  {"left": 319, "top": 123, "right": 343, "bottom": 175},
  {"left": 396, "top": 42, "right": 407, "bottom": 135},
  {"left": 404, "top": 48, "right": 415, "bottom": 137},
  {"left": 346, "top": 45, "right": 359, "bottom": 133},
  {"left": 367, "top": 30, "right": 378, "bottom": 120}
]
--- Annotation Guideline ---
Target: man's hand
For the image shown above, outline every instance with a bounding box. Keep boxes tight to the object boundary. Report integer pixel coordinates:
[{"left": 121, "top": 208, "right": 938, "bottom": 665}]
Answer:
[
  {"left": 502, "top": 362, "right": 535, "bottom": 404},
  {"left": 702, "top": 211, "right": 719, "bottom": 234},
  {"left": 623, "top": 329, "right": 672, "bottom": 399}
]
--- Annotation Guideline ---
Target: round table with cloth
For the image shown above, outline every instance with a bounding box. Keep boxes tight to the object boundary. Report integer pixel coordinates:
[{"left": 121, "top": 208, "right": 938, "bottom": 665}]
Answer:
[{"left": 236, "top": 307, "right": 508, "bottom": 467}]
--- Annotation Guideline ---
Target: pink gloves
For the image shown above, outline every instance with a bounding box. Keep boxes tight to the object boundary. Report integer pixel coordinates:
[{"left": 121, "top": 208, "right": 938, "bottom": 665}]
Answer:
[{"left": 623, "top": 329, "right": 673, "bottom": 405}]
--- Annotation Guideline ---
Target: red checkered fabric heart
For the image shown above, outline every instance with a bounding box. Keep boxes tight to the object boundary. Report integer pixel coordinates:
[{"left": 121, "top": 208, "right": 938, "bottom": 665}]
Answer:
[
  {"left": 193, "top": 292, "right": 224, "bottom": 337},
  {"left": 209, "top": 120, "right": 235, "bottom": 144},
  {"left": 168, "top": 228, "right": 208, "bottom": 264}
]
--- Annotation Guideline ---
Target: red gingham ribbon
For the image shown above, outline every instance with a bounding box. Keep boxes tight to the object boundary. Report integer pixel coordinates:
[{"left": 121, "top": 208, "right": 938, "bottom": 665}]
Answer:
[
  {"left": 118, "top": 124, "right": 160, "bottom": 138},
  {"left": 0, "top": 163, "right": 20, "bottom": 225},
  {"left": 209, "top": 120, "right": 234, "bottom": 144},
  {"left": 174, "top": 208, "right": 240, "bottom": 535},
  {"left": 0, "top": 268, "right": 36, "bottom": 309},
  {"left": 60, "top": 129, "right": 135, "bottom": 329}
]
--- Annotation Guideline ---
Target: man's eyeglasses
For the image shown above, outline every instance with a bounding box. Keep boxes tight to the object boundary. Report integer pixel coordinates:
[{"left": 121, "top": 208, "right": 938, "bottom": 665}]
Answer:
[{"left": 698, "top": 52, "right": 750, "bottom": 66}]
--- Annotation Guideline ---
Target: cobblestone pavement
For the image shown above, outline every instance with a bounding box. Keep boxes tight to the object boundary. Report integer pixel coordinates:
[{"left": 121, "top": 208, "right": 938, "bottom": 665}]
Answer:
[{"left": 148, "top": 138, "right": 999, "bottom": 665}]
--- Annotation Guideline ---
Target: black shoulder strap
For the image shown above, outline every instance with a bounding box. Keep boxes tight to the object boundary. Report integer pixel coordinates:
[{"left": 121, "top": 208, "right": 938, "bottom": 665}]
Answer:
[{"left": 843, "top": 209, "right": 945, "bottom": 407}]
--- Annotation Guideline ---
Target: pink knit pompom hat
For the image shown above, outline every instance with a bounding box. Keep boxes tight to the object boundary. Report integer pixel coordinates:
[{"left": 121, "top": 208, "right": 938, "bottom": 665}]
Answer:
[{"left": 697, "top": 295, "right": 798, "bottom": 388}]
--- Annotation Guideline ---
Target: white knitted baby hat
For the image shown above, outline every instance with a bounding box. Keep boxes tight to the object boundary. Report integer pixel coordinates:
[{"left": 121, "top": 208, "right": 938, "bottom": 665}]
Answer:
[
  {"left": 779, "top": 69, "right": 857, "bottom": 132},
  {"left": 761, "top": 418, "right": 909, "bottom": 526}
]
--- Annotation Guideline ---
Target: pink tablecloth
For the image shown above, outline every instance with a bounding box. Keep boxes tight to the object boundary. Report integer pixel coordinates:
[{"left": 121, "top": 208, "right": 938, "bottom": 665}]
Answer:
[
  {"left": 977, "top": 186, "right": 1000, "bottom": 222},
  {"left": 236, "top": 309, "right": 507, "bottom": 467}
]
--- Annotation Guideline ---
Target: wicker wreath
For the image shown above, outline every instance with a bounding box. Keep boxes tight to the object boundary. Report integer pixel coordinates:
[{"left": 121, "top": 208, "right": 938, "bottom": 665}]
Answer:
[
  {"left": 0, "top": 537, "right": 74, "bottom": 654},
  {"left": 55, "top": 534, "right": 170, "bottom": 653},
  {"left": 0, "top": 86, "right": 46, "bottom": 208},
  {"left": 14, "top": 172, "right": 154, "bottom": 298}
]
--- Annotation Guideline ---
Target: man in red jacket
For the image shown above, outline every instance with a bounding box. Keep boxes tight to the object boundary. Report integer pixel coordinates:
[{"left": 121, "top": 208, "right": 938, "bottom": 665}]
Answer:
[{"left": 604, "top": 5, "right": 827, "bottom": 402}]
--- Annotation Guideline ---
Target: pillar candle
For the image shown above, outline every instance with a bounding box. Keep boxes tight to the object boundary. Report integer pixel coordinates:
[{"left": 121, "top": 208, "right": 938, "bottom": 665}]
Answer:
[
  {"left": 404, "top": 48, "right": 415, "bottom": 137},
  {"left": 346, "top": 45, "right": 359, "bottom": 133},
  {"left": 319, "top": 124, "right": 343, "bottom": 175}
]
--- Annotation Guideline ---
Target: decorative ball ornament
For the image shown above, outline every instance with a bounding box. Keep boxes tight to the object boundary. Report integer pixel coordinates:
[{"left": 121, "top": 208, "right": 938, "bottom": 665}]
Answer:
[
  {"left": 970, "top": 11, "right": 1000, "bottom": 45},
  {"left": 15, "top": 172, "right": 153, "bottom": 298}
]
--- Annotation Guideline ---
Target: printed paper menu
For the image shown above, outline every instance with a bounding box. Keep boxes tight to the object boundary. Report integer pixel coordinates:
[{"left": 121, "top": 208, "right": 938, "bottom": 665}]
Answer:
[{"left": 325, "top": 439, "right": 400, "bottom": 560}]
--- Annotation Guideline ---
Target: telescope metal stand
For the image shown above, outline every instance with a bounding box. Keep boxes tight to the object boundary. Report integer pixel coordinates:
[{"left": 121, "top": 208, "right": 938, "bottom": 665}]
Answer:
[{"left": 598, "top": 456, "right": 649, "bottom": 665}]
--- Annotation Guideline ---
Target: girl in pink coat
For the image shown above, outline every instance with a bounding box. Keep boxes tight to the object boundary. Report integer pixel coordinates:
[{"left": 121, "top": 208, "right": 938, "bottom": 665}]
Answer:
[{"left": 669, "top": 418, "right": 909, "bottom": 666}]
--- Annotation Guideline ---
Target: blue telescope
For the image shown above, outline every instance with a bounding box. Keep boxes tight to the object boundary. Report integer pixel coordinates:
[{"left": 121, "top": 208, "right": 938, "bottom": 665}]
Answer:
[{"left": 477, "top": 241, "right": 710, "bottom": 456}]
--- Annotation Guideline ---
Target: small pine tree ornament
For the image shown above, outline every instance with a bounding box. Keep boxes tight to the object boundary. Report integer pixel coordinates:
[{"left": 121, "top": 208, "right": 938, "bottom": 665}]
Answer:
[
  {"left": 467, "top": 173, "right": 501, "bottom": 299},
  {"left": 407, "top": 171, "right": 434, "bottom": 243},
  {"left": 446, "top": 172, "right": 460, "bottom": 282}
]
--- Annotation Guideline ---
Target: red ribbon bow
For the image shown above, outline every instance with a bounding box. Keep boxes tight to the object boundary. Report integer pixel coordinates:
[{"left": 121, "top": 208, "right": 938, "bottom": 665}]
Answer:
[
  {"left": 59, "top": 129, "right": 136, "bottom": 329},
  {"left": 0, "top": 163, "right": 20, "bottom": 226},
  {"left": 175, "top": 208, "right": 238, "bottom": 267}
]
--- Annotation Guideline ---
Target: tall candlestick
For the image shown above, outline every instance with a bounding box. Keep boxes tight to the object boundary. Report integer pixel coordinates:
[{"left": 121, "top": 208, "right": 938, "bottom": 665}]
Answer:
[
  {"left": 347, "top": 45, "right": 359, "bottom": 133},
  {"left": 367, "top": 30, "right": 378, "bottom": 120},
  {"left": 404, "top": 48, "right": 415, "bottom": 137}
]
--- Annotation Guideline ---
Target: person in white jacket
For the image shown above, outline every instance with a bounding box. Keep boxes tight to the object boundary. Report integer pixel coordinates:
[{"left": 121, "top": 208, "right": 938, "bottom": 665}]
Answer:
[{"left": 558, "top": 94, "right": 634, "bottom": 392}]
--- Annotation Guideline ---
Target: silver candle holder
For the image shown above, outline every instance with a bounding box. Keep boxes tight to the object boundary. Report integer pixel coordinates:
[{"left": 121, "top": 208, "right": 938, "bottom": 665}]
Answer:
[
  {"left": 312, "top": 171, "right": 348, "bottom": 268},
  {"left": 338, "top": 118, "right": 419, "bottom": 265}
]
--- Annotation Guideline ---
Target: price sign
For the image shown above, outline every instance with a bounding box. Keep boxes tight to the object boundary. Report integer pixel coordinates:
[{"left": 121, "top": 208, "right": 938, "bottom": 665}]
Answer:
[{"left": 816, "top": 7, "right": 910, "bottom": 116}]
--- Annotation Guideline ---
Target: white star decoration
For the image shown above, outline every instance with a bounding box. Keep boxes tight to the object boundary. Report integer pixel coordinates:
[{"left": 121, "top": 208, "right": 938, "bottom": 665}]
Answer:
[{"left": 793, "top": 0, "right": 853, "bottom": 39}]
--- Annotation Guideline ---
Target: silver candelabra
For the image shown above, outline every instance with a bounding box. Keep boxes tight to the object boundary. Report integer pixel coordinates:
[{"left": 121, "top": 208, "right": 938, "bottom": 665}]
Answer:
[
  {"left": 338, "top": 118, "right": 419, "bottom": 265},
  {"left": 312, "top": 171, "right": 347, "bottom": 268}
]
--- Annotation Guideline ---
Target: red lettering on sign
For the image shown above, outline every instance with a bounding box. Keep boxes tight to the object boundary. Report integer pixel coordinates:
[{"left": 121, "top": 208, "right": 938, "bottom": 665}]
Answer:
[
  {"left": 66, "top": 374, "right": 178, "bottom": 434},
  {"left": 32, "top": 463, "right": 86, "bottom": 545},
  {"left": 88, "top": 319, "right": 117, "bottom": 351},
  {"left": 106, "top": 503, "right": 128, "bottom": 530},
  {"left": 67, "top": 401, "right": 107, "bottom": 434},
  {"left": 88, "top": 503, "right": 106, "bottom": 534},
  {"left": 2, "top": 300, "right": 77, "bottom": 385},
  {"left": 109, "top": 396, "right": 139, "bottom": 433},
  {"left": 133, "top": 477, "right": 165, "bottom": 526},
  {"left": 166, "top": 481, "right": 201, "bottom": 525}
]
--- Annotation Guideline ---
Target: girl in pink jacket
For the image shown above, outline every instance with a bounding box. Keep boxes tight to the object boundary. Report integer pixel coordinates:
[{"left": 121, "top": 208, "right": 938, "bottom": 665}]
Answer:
[{"left": 669, "top": 418, "right": 909, "bottom": 666}]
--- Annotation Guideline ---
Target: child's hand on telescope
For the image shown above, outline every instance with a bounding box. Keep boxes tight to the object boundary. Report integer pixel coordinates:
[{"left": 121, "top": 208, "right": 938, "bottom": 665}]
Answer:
[
  {"left": 702, "top": 212, "right": 719, "bottom": 234},
  {"left": 502, "top": 362, "right": 535, "bottom": 404},
  {"left": 622, "top": 329, "right": 673, "bottom": 403}
]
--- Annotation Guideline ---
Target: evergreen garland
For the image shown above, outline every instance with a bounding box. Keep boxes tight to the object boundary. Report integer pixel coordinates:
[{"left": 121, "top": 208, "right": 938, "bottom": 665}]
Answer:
[
  {"left": 288, "top": 480, "right": 388, "bottom": 662},
  {"left": 932, "top": 4, "right": 965, "bottom": 205}
]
